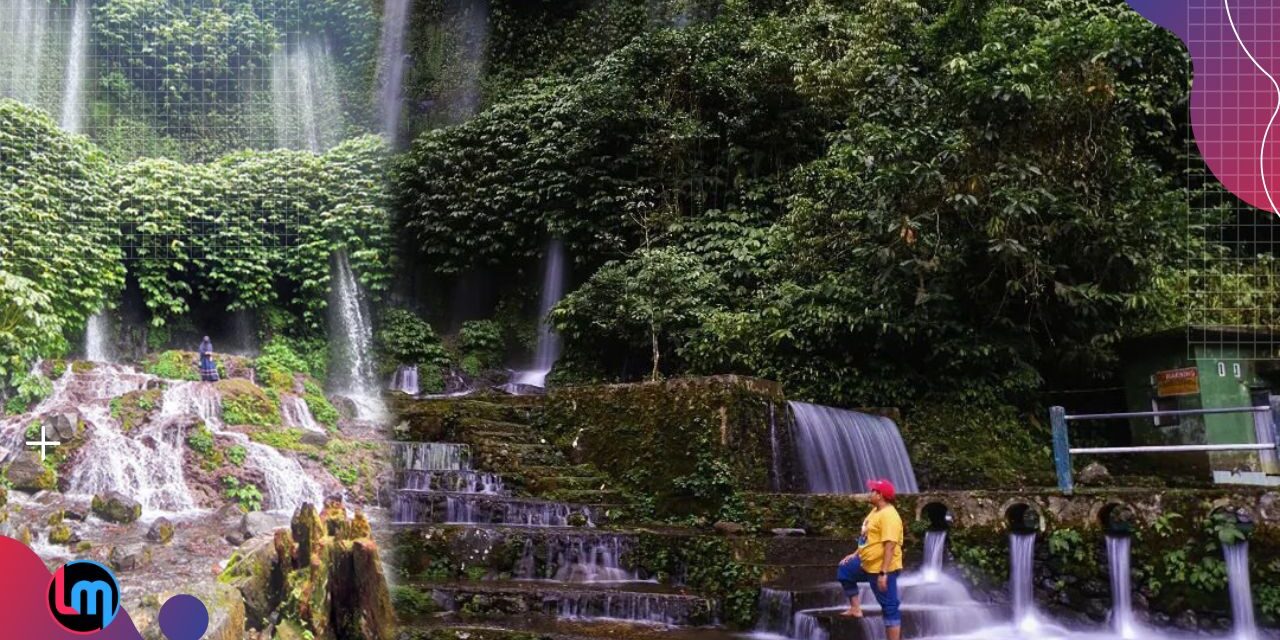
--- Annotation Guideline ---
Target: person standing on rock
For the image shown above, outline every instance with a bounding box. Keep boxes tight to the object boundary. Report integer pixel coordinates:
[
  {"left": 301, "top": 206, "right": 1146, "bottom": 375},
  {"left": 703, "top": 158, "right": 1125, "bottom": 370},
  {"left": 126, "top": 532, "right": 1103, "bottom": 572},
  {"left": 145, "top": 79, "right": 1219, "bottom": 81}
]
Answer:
[
  {"left": 198, "top": 336, "right": 220, "bottom": 382},
  {"left": 836, "top": 478, "right": 904, "bottom": 640}
]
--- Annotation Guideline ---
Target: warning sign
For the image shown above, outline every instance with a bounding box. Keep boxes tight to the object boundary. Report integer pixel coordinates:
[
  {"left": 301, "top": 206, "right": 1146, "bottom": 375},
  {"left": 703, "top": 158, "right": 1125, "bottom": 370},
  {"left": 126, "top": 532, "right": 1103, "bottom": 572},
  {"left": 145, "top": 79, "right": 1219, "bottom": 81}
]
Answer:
[{"left": 1155, "top": 367, "right": 1199, "bottom": 397}]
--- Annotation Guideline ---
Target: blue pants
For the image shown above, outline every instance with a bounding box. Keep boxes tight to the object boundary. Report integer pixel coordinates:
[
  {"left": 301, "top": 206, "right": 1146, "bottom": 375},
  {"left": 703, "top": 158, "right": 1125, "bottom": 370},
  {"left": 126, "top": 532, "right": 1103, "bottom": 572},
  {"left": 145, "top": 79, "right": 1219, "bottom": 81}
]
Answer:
[{"left": 837, "top": 559, "right": 901, "bottom": 628}]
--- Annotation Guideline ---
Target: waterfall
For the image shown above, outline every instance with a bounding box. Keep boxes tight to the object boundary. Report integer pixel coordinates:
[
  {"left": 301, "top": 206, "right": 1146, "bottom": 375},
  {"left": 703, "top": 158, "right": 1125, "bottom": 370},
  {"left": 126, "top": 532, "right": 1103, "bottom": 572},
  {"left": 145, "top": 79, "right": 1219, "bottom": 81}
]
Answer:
[
  {"left": 787, "top": 401, "right": 918, "bottom": 494},
  {"left": 390, "top": 365, "right": 420, "bottom": 396},
  {"left": 376, "top": 0, "right": 412, "bottom": 143},
  {"left": 271, "top": 36, "right": 344, "bottom": 153},
  {"left": 84, "top": 312, "right": 111, "bottom": 362},
  {"left": 58, "top": 0, "right": 89, "bottom": 133},
  {"left": 0, "top": 0, "right": 50, "bottom": 106},
  {"left": 67, "top": 404, "right": 198, "bottom": 514},
  {"left": 281, "top": 395, "right": 324, "bottom": 433},
  {"left": 511, "top": 239, "right": 567, "bottom": 388},
  {"left": 1225, "top": 542, "right": 1258, "bottom": 640},
  {"left": 923, "top": 530, "right": 947, "bottom": 583},
  {"left": 1106, "top": 535, "right": 1137, "bottom": 639},
  {"left": 391, "top": 442, "right": 470, "bottom": 471},
  {"left": 511, "top": 533, "right": 641, "bottom": 583},
  {"left": 328, "top": 252, "right": 383, "bottom": 418},
  {"left": 448, "top": 0, "right": 489, "bottom": 121},
  {"left": 1010, "top": 533, "right": 1037, "bottom": 628},
  {"left": 768, "top": 402, "right": 783, "bottom": 492}
]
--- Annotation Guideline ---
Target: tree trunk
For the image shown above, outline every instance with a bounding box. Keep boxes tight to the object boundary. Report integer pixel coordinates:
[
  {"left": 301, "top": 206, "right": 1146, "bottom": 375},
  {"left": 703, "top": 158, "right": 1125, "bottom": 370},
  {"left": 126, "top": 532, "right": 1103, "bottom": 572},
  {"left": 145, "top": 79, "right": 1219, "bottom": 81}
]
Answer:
[{"left": 650, "top": 323, "right": 660, "bottom": 381}]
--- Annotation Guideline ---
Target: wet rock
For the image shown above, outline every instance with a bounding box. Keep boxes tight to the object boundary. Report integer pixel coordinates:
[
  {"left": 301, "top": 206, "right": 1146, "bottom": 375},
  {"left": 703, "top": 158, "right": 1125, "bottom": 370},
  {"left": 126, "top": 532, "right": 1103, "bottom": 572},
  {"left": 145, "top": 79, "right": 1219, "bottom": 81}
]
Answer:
[
  {"left": 63, "top": 506, "right": 86, "bottom": 521},
  {"left": 109, "top": 544, "right": 152, "bottom": 572},
  {"left": 330, "top": 538, "right": 396, "bottom": 639},
  {"left": 1175, "top": 609, "right": 1198, "bottom": 631},
  {"left": 771, "top": 528, "right": 806, "bottom": 537},
  {"left": 714, "top": 521, "right": 746, "bottom": 536},
  {"left": 225, "top": 531, "right": 247, "bottom": 547},
  {"left": 330, "top": 396, "right": 357, "bottom": 421},
  {"left": 291, "top": 503, "right": 325, "bottom": 563},
  {"left": 300, "top": 431, "right": 330, "bottom": 447},
  {"left": 48, "top": 523, "right": 74, "bottom": 545},
  {"left": 147, "top": 517, "right": 174, "bottom": 544},
  {"left": 92, "top": 491, "right": 141, "bottom": 524},
  {"left": 1078, "top": 462, "right": 1111, "bottom": 486},
  {"left": 44, "top": 411, "right": 79, "bottom": 441},
  {"left": 220, "top": 536, "right": 278, "bottom": 629},
  {"left": 6, "top": 452, "right": 56, "bottom": 493},
  {"left": 1085, "top": 598, "right": 1109, "bottom": 621},
  {"left": 241, "top": 512, "right": 290, "bottom": 540}
]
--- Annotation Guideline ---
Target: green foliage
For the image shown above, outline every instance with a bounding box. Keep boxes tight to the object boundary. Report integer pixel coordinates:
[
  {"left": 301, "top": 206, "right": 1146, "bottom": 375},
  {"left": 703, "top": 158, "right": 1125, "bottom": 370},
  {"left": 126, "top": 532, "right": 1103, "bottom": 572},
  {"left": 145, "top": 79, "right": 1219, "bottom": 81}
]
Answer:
[
  {"left": 458, "top": 320, "right": 504, "bottom": 374},
  {"left": 218, "top": 379, "right": 282, "bottom": 428},
  {"left": 302, "top": 379, "right": 340, "bottom": 431},
  {"left": 144, "top": 351, "right": 199, "bottom": 381},
  {"left": 186, "top": 423, "right": 224, "bottom": 470},
  {"left": 255, "top": 339, "right": 313, "bottom": 391},
  {"left": 0, "top": 102, "right": 124, "bottom": 383},
  {"left": 222, "top": 475, "right": 264, "bottom": 512},
  {"left": 555, "top": 247, "right": 724, "bottom": 379},
  {"left": 3, "top": 369, "right": 53, "bottom": 416},
  {"left": 377, "top": 309, "right": 450, "bottom": 369},
  {"left": 250, "top": 428, "right": 308, "bottom": 452},
  {"left": 898, "top": 393, "right": 1052, "bottom": 489},
  {"left": 226, "top": 445, "right": 247, "bottom": 467},
  {"left": 1046, "top": 528, "right": 1090, "bottom": 564}
]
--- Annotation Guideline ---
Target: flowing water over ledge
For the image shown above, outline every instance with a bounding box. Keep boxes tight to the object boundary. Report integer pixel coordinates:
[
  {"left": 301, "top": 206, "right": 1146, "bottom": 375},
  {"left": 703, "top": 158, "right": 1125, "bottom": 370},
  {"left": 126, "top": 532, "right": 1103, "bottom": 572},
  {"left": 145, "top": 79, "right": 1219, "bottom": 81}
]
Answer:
[{"left": 788, "top": 401, "right": 918, "bottom": 494}]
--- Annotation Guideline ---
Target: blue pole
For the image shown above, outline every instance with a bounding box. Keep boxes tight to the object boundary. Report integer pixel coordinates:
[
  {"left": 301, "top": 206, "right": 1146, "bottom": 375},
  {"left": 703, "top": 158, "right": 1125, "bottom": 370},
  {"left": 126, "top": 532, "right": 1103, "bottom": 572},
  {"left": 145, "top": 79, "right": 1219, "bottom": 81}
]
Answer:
[{"left": 1051, "top": 406, "right": 1073, "bottom": 494}]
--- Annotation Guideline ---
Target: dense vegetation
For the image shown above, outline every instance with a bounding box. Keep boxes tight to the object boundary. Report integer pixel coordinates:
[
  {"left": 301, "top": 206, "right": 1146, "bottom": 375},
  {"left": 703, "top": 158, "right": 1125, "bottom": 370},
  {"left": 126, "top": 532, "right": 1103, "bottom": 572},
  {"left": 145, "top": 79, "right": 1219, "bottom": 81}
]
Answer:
[{"left": 399, "top": 0, "right": 1206, "bottom": 410}]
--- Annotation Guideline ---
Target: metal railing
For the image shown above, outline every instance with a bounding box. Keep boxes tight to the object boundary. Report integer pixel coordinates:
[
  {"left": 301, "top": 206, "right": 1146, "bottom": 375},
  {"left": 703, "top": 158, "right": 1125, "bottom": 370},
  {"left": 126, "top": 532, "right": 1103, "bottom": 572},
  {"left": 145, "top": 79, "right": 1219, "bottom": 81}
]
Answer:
[{"left": 1050, "top": 400, "right": 1280, "bottom": 493}]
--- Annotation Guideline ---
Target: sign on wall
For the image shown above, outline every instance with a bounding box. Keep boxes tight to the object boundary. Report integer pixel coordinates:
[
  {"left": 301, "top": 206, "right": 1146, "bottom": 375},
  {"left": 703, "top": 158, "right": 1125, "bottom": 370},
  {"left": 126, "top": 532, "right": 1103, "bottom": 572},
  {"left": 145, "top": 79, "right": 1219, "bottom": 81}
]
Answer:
[{"left": 1155, "top": 367, "right": 1200, "bottom": 397}]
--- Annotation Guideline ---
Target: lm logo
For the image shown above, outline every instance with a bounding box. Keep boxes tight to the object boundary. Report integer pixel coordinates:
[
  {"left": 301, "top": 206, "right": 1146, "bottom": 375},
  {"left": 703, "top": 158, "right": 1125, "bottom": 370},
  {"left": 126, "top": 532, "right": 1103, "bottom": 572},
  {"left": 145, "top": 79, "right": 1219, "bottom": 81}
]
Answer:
[{"left": 47, "top": 560, "right": 121, "bottom": 633}]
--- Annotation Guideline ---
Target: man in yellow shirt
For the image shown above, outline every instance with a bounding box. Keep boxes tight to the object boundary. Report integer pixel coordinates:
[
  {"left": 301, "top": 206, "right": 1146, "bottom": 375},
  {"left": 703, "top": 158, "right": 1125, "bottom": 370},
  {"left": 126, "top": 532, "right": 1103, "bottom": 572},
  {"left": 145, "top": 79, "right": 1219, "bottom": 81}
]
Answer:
[{"left": 835, "top": 479, "right": 904, "bottom": 640}]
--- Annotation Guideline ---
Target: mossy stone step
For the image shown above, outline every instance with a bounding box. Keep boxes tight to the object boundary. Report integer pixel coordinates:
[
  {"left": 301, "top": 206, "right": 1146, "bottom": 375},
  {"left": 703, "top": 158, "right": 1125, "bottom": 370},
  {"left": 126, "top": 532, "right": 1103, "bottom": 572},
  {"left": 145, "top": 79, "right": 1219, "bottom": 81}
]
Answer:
[
  {"left": 524, "top": 476, "right": 612, "bottom": 492},
  {"left": 460, "top": 418, "right": 535, "bottom": 434},
  {"left": 802, "top": 603, "right": 989, "bottom": 639},
  {"left": 470, "top": 430, "right": 544, "bottom": 445},
  {"left": 543, "top": 489, "right": 624, "bottom": 504},
  {"left": 400, "top": 617, "right": 744, "bottom": 640},
  {"left": 470, "top": 443, "right": 567, "bottom": 469},
  {"left": 762, "top": 537, "right": 852, "bottom": 566},
  {"left": 757, "top": 563, "right": 839, "bottom": 588},
  {"left": 405, "top": 580, "right": 717, "bottom": 627},
  {"left": 519, "top": 465, "right": 601, "bottom": 477}
]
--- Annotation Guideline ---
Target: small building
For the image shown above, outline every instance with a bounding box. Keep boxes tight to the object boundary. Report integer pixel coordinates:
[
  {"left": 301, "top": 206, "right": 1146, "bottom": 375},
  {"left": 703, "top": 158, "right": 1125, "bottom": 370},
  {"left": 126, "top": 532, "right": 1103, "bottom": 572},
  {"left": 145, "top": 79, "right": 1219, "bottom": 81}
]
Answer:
[{"left": 1120, "top": 326, "right": 1280, "bottom": 486}]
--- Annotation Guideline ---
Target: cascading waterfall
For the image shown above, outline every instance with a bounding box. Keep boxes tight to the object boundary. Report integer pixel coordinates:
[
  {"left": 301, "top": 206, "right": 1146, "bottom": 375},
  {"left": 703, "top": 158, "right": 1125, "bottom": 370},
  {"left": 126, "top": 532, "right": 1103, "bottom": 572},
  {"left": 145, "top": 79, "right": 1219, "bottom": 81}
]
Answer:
[
  {"left": 271, "top": 35, "right": 345, "bottom": 153},
  {"left": 1106, "top": 535, "right": 1137, "bottom": 639},
  {"left": 400, "top": 469, "right": 503, "bottom": 494},
  {"left": 923, "top": 529, "right": 947, "bottom": 583},
  {"left": 67, "top": 404, "right": 198, "bottom": 513},
  {"left": 390, "top": 365, "right": 420, "bottom": 396},
  {"left": 511, "top": 239, "right": 567, "bottom": 388},
  {"left": 1225, "top": 542, "right": 1258, "bottom": 640},
  {"left": 329, "top": 252, "right": 383, "bottom": 418},
  {"left": 392, "top": 442, "right": 470, "bottom": 471},
  {"left": 84, "top": 312, "right": 111, "bottom": 362},
  {"left": 788, "top": 401, "right": 918, "bottom": 494},
  {"left": 512, "top": 534, "right": 641, "bottom": 583},
  {"left": 437, "top": 0, "right": 489, "bottom": 122},
  {"left": 0, "top": 0, "right": 51, "bottom": 106},
  {"left": 1010, "top": 533, "right": 1037, "bottom": 628},
  {"left": 281, "top": 395, "right": 324, "bottom": 433},
  {"left": 376, "top": 0, "right": 412, "bottom": 143},
  {"left": 58, "top": 0, "right": 89, "bottom": 133}
]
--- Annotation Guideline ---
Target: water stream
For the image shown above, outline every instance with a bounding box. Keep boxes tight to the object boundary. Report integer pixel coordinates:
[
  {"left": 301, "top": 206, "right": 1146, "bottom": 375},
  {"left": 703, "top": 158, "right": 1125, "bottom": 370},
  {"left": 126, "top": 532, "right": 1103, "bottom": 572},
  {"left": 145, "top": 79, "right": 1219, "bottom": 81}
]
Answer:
[
  {"left": 376, "top": 0, "right": 412, "bottom": 143},
  {"left": 1225, "top": 542, "right": 1258, "bottom": 640},
  {"left": 329, "top": 252, "right": 384, "bottom": 418},
  {"left": 271, "top": 35, "right": 345, "bottom": 153},
  {"left": 788, "top": 401, "right": 918, "bottom": 494},
  {"left": 390, "top": 365, "right": 420, "bottom": 395},
  {"left": 510, "top": 239, "right": 567, "bottom": 388},
  {"left": 1010, "top": 532, "right": 1037, "bottom": 627},
  {"left": 85, "top": 312, "right": 112, "bottom": 362},
  {"left": 922, "top": 530, "right": 947, "bottom": 583},
  {"left": 1106, "top": 535, "right": 1137, "bottom": 639},
  {"left": 281, "top": 395, "right": 324, "bottom": 433},
  {"left": 59, "top": 0, "right": 89, "bottom": 133},
  {"left": 0, "top": 0, "right": 51, "bottom": 106}
]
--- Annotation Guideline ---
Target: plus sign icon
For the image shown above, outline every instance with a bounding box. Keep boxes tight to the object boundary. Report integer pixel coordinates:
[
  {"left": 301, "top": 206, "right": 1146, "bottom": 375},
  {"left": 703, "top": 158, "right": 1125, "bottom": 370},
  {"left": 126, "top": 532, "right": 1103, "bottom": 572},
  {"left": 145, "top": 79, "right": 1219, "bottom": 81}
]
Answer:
[{"left": 25, "top": 422, "right": 61, "bottom": 461}]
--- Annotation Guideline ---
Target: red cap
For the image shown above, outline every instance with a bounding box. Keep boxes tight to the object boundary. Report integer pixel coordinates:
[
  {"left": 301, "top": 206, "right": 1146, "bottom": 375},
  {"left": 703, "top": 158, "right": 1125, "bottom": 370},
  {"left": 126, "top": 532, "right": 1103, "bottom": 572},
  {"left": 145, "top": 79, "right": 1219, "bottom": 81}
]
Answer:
[{"left": 867, "top": 479, "right": 896, "bottom": 501}]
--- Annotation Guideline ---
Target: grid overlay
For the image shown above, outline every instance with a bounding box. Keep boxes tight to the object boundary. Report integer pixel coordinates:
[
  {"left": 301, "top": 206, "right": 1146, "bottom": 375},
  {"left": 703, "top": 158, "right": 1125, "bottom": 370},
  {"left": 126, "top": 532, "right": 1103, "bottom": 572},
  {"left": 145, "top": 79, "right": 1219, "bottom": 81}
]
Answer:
[
  {"left": 0, "top": 0, "right": 345, "bottom": 259},
  {"left": 1187, "top": 0, "right": 1280, "bottom": 360}
]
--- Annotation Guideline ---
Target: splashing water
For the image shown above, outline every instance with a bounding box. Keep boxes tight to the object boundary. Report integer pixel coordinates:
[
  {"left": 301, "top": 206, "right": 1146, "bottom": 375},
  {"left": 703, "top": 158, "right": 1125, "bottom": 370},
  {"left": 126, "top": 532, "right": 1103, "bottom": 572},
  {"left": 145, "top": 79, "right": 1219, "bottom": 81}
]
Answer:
[
  {"left": 329, "top": 252, "right": 384, "bottom": 419},
  {"left": 788, "top": 401, "right": 918, "bottom": 494},
  {"left": 67, "top": 404, "right": 198, "bottom": 514},
  {"left": 376, "top": 0, "right": 412, "bottom": 143},
  {"left": 0, "top": 0, "right": 50, "bottom": 106},
  {"left": 59, "top": 0, "right": 89, "bottom": 133},
  {"left": 1010, "top": 533, "right": 1038, "bottom": 630},
  {"left": 511, "top": 239, "right": 567, "bottom": 388}
]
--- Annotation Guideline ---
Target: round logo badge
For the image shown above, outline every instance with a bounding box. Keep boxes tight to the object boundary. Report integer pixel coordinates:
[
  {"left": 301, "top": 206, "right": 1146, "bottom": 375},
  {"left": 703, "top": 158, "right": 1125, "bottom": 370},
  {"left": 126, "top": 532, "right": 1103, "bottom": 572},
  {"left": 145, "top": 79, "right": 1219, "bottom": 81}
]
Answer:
[{"left": 47, "top": 560, "right": 121, "bottom": 633}]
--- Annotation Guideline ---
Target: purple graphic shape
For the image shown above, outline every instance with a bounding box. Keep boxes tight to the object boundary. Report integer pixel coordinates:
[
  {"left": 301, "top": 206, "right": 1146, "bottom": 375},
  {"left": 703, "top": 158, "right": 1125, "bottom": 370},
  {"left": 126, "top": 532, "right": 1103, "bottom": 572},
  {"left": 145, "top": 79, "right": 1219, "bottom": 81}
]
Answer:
[
  {"left": 1127, "top": 0, "right": 1280, "bottom": 214},
  {"left": 157, "top": 594, "right": 210, "bottom": 640}
]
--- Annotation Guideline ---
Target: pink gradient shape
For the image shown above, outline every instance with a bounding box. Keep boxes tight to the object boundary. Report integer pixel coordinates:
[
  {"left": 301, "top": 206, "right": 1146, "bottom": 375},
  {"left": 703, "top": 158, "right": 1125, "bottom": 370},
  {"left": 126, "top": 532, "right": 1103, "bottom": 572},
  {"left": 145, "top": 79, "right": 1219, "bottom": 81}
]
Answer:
[{"left": 0, "top": 536, "right": 143, "bottom": 639}]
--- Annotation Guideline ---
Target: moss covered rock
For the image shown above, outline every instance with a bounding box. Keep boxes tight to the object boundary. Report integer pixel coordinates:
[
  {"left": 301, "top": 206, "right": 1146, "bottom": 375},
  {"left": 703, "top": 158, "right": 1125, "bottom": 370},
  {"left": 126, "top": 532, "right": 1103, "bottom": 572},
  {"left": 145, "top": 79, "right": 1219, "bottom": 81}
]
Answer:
[
  {"left": 110, "top": 388, "right": 162, "bottom": 433},
  {"left": 216, "top": 379, "right": 281, "bottom": 428},
  {"left": 6, "top": 451, "right": 57, "bottom": 493},
  {"left": 92, "top": 491, "right": 141, "bottom": 524}
]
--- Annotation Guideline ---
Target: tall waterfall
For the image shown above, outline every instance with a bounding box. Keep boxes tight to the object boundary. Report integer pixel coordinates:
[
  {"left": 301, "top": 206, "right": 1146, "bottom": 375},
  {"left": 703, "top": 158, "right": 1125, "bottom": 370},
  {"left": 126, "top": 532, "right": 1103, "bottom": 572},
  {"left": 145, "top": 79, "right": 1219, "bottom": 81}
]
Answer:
[
  {"left": 511, "top": 239, "right": 567, "bottom": 388},
  {"left": 1010, "top": 533, "right": 1037, "bottom": 628},
  {"left": 59, "top": 0, "right": 89, "bottom": 133},
  {"left": 787, "top": 401, "right": 918, "bottom": 494},
  {"left": 390, "top": 365, "right": 419, "bottom": 395},
  {"left": 447, "top": 0, "right": 489, "bottom": 121},
  {"left": 329, "top": 252, "right": 383, "bottom": 418},
  {"left": 271, "top": 36, "right": 345, "bottom": 153},
  {"left": 376, "top": 0, "right": 412, "bottom": 143},
  {"left": 85, "top": 313, "right": 111, "bottom": 362},
  {"left": 1225, "top": 542, "right": 1258, "bottom": 640},
  {"left": 0, "top": 0, "right": 51, "bottom": 106},
  {"left": 1106, "top": 535, "right": 1137, "bottom": 639}
]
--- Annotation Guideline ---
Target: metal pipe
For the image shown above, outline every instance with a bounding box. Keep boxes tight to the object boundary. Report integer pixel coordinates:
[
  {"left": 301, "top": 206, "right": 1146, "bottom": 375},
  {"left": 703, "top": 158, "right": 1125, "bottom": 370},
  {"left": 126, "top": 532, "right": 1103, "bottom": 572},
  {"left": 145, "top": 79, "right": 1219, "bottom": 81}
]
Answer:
[
  {"left": 1070, "top": 444, "right": 1277, "bottom": 454},
  {"left": 1065, "top": 406, "right": 1267, "bottom": 421}
]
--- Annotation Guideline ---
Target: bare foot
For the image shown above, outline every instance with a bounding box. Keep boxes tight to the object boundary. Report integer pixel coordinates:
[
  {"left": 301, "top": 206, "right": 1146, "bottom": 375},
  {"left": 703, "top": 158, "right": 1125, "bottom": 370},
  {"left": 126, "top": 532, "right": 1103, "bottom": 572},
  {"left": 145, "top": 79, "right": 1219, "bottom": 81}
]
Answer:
[{"left": 839, "top": 607, "right": 863, "bottom": 618}]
